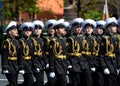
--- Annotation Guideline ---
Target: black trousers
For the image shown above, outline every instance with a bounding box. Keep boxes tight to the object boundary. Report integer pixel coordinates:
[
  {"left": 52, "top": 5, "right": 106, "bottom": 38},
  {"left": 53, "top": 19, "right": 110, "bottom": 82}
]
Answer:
[
  {"left": 92, "top": 71, "right": 104, "bottom": 86},
  {"left": 117, "top": 74, "right": 120, "bottom": 86},
  {"left": 81, "top": 70, "right": 93, "bottom": 86},
  {"left": 55, "top": 74, "right": 67, "bottom": 86},
  {"left": 19, "top": 74, "right": 34, "bottom": 86},
  {"left": 103, "top": 74, "right": 117, "bottom": 86},
  {"left": 47, "top": 76, "right": 56, "bottom": 86},
  {"left": 33, "top": 71, "right": 44, "bottom": 86},
  {"left": 68, "top": 72, "right": 81, "bottom": 86},
  {"left": 44, "top": 69, "right": 51, "bottom": 86},
  {"left": 45, "top": 70, "right": 56, "bottom": 86},
  {"left": 5, "top": 74, "right": 18, "bottom": 86}
]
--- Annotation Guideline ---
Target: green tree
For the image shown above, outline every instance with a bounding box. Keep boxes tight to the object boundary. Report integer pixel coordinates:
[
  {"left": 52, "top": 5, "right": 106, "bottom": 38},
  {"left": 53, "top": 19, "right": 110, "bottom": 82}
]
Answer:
[
  {"left": 79, "top": 0, "right": 104, "bottom": 20},
  {"left": 1, "top": 0, "right": 41, "bottom": 20}
]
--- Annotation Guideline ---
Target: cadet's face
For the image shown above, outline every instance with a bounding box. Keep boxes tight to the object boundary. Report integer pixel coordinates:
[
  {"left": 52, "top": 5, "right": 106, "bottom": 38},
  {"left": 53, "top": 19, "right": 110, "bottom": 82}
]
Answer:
[
  {"left": 96, "top": 28, "right": 104, "bottom": 35},
  {"left": 85, "top": 26, "right": 94, "bottom": 35},
  {"left": 48, "top": 28, "right": 55, "bottom": 35},
  {"left": 72, "top": 26, "right": 82, "bottom": 34},
  {"left": 108, "top": 26, "right": 117, "bottom": 33},
  {"left": 9, "top": 28, "right": 18, "bottom": 37},
  {"left": 34, "top": 28, "right": 42, "bottom": 35},
  {"left": 23, "top": 30, "right": 32, "bottom": 37},
  {"left": 56, "top": 28, "right": 66, "bottom": 36}
]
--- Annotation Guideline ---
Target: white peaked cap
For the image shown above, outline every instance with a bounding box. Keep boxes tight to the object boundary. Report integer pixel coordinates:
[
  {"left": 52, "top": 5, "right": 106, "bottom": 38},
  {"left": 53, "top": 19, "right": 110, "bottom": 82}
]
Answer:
[
  {"left": 33, "top": 20, "right": 44, "bottom": 29},
  {"left": 52, "top": 18, "right": 65, "bottom": 28},
  {"left": 96, "top": 20, "right": 106, "bottom": 26},
  {"left": 105, "top": 17, "right": 117, "bottom": 28},
  {"left": 45, "top": 19, "right": 57, "bottom": 28},
  {"left": 4, "top": 21, "right": 17, "bottom": 33},
  {"left": 20, "top": 22, "right": 34, "bottom": 30},
  {"left": 71, "top": 18, "right": 84, "bottom": 26},
  {"left": 83, "top": 19, "right": 96, "bottom": 29},
  {"left": 63, "top": 21, "right": 70, "bottom": 28}
]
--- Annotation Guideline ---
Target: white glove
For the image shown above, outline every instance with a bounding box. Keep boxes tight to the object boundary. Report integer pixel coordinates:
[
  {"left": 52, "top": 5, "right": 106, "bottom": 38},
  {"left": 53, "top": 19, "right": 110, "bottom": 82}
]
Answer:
[
  {"left": 67, "top": 65, "right": 72, "bottom": 69},
  {"left": 67, "top": 71, "right": 69, "bottom": 74},
  {"left": 104, "top": 68, "right": 110, "bottom": 74},
  {"left": 117, "top": 69, "right": 119, "bottom": 75},
  {"left": 49, "top": 72, "right": 55, "bottom": 78},
  {"left": 46, "top": 64, "right": 49, "bottom": 69},
  {"left": 91, "top": 67, "right": 96, "bottom": 72},
  {"left": 19, "top": 70, "right": 25, "bottom": 74},
  {"left": 3, "top": 70, "right": 9, "bottom": 74},
  {"left": 36, "top": 68, "right": 40, "bottom": 72}
]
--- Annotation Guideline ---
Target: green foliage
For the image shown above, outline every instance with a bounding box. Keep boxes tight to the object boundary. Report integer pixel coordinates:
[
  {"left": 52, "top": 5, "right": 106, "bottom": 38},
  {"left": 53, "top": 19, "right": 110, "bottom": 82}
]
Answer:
[
  {"left": 1, "top": 0, "right": 41, "bottom": 20},
  {"left": 80, "top": 0, "right": 104, "bottom": 20},
  {"left": 82, "top": 10, "right": 103, "bottom": 20}
]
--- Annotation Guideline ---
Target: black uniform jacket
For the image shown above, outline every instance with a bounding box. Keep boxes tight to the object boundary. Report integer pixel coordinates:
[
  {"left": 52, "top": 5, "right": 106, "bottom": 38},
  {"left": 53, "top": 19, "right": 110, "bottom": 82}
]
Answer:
[
  {"left": 1, "top": 36, "right": 19, "bottom": 74},
  {"left": 66, "top": 34, "right": 90, "bottom": 72},
  {"left": 98, "top": 34, "right": 118, "bottom": 74},
  {"left": 82, "top": 34, "right": 97, "bottom": 69},
  {"left": 19, "top": 36, "right": 34, "bottom": 73},
  {"left": 31, "top": 36, "right": 45, "bottom": 71},
  {"left": 49, "top": 36, "right": 67, "bottom": 75}
]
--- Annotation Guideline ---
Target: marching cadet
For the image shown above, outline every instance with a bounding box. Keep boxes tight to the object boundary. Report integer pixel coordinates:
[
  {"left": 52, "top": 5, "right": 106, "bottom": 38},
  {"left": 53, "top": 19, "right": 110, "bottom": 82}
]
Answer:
[
  {"left": 32, "top": 20, "right": 45, "bottom": 86},
  {"left": 93, "top": 20, "right": 106, "bottom": 86},
  {"left": 117, "top": 18, "right": 120, "bottom": 86},
  {"left": 66, "top": 18, "right": 86, "bottom": 86},
  {"left": 48, "top": 19, "right": 67, "bottom": 86},
  {"left": 98, "top": 17, "right": 118, "bottom": 86},
  {"left": 18, "top": 22, "right": 34, "bottom": 86},
  {"left": 82, "top": 19, "right": 97, "bottom": 86},
  {"left": 43, "top": 19, "right": 57, "bottom": 86},
  {"left": 1, "top": 21, "right": 19, "bottom": 86},
  {"left": 43, "top": 19, "right": 57, "bottom": 67}
]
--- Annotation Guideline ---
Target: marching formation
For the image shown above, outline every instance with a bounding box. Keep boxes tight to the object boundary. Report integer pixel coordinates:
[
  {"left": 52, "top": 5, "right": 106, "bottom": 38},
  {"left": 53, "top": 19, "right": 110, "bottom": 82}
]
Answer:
[{"left": 1, "top": 17, "right": 120, "bottom": 86}]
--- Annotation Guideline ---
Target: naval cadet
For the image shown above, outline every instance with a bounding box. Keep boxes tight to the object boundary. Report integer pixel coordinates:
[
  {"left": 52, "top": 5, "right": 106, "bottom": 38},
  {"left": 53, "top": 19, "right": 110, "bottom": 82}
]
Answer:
[
  {"left": 98, "top": 17, "right": 118, "bottom": 86},
  {"left": 48, "top": 19, "right": 67, "bottom": 86},
  {"left": 1, "top": 21, "right": 19, "bottom": 86},
  {"left": 32, "top": 20, "right": 45, "bottom": 86},
  {"left": 18, "top": 22, "right": 34, "bottom": 86}
]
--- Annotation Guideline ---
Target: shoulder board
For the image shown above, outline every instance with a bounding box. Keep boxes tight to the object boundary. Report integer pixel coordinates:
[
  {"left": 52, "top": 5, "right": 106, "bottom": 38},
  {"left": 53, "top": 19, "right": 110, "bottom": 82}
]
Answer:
[
  {"left": 6, "top": 38, "right": 10, "bottom": 42},
  {"left": 103, "top": 35, "right": 109, "bottom": 38},
  {"left": 19, "top": 38, "right": 25, "bottom": 44},
  {"left": 67, "top": 37, "right": 73, "bottom": 41},
  {"left": 2, "top": 38, "right": 10, "bottom": 49}
]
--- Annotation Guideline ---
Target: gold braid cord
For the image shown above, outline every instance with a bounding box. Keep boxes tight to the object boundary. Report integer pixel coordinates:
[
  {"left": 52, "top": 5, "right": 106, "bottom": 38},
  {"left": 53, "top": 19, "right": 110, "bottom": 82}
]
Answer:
[
  {"left": 6, "top": 39, "right": 16, "bottom": 56},
  {"left": 104, "top": 36, "right": 115, "bottom": 58},
  {"left": 83, "top": 39, "right": 89, "bottom": 52},
  {"left": 32, "top": 38, "right": 42, "bottom": 56},
  {"left": 92, "top": 37, "right": 99, "bottom": 55},
  {"left": 69, "top": 37, "right": 80, "bottom": 53},
  {"left": 20, "top": 39, "right": 29, "bottom": 56},
  {"left": 53, "top": 40, "right": 62, "bottom": 56}
]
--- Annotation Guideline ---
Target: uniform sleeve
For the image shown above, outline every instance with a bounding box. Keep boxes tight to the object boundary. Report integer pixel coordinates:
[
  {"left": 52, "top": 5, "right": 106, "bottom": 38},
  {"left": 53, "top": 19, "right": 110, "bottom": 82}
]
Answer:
[
  {"left": 98, "top": 38, "right": 107, "bottom": 70},
  {"left": 1, "top": 40, "right": 9, "bottom": 70},
  {"left": 66, "top": 38, "right": 72, "bottom": 66},
  {"left": 49, "top": 40, "right": 55, "bottom": 72},
  {"left": 41, "top": 38, "right": 49, "bottom": 65},
  {"left": 18, "top": 40, "right": 24, "bottom": 70},
  {"left": 42, "top": 37, "right": 48, "bottom": 53}
]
